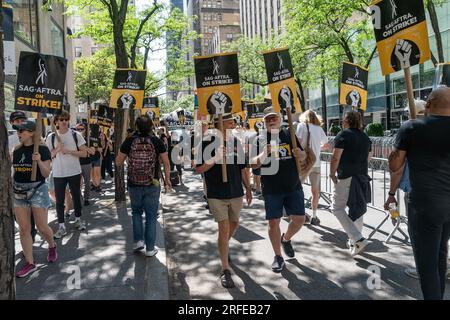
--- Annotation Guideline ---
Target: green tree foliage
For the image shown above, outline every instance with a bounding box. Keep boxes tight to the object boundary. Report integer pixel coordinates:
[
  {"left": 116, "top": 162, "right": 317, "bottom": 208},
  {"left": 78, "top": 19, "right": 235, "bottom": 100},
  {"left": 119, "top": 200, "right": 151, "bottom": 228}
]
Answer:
[
  {"left": 160, "top": 95, "right": 194, "bottom": 114},
  {"left": 365, "top": 123, "right": 384, "bottom": 137},
  {"left": 283, "top": 0, "right": 375, "bottom": 87},
  {"left": 74, "top": 48, "right": 116, "bottom": 104}
]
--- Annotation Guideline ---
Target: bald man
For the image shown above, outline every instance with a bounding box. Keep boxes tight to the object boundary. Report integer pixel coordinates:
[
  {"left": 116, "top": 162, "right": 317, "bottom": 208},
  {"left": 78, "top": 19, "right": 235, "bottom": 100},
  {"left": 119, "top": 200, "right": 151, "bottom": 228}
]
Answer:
[{"left": 388, "top": 87, "right": 450, "bottom": 300}]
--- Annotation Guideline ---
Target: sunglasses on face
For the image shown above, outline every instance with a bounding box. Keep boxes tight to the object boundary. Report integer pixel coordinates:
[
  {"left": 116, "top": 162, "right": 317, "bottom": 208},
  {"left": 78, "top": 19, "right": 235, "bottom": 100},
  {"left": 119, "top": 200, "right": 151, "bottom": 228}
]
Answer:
[{"left": 76, "top": 128, "right": 85, "bottom": 131}]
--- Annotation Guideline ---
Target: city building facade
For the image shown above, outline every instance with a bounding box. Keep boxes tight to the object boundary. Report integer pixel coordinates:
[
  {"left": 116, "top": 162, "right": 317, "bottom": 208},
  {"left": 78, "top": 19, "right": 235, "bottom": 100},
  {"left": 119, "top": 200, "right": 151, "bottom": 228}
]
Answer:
[{"left": 239, "top": 0, "right": 283, "bottom": 41}]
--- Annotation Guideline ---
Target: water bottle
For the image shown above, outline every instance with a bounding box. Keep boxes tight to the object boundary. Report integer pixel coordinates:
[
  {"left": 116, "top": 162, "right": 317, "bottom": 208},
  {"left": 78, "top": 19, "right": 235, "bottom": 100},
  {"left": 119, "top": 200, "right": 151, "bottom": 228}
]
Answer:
[{"left": 389, "top": 203, "right": 399, "bottom": 224}]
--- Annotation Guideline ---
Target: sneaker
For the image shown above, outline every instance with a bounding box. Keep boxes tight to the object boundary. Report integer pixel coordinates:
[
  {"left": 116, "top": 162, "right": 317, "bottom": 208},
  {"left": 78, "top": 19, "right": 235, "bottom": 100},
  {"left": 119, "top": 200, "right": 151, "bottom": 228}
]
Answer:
[
  {"left": 16, "top": 262, "right": 37, "bottom": 278},
  {"left": 253, "top": 191, "right": 262, "bottom": 197},
  {"left": 271, "top": 255, "right": 285, "bottom": 273},
  {"left": 65, "top": 211, "right": 71, "bottom": 220},
  {"left": 53, "top": 227, "right": 67, "bottom": 239},
  {"left": 47, "top": 245, "right": 58, "bottom": 263},
  {"left": 220, "top": 269, "right": 235, "bottom": 288},
  {"left": 404, "top": 268, "right": 419, "bottom": 279},
  {"left": 145, "top": 249, "right": 158, "bottom": 257},
  {"left": 75, "top": 219, "right": 86, "bottom": 231},
  {"left": 310, "top": 217, "right": 321, "bottom": 226},
  {"left": 305, "top": 213, "right": 311, "bottom": 224},
  {"left": 84, "top": 200, "right": 90, "bottom": 206},
  {"left": 346, "top": 239, "right": 354, "bottom": 249},
  {"left": 350, "top": 238, "right": 370, "bottom": 257},
  {"left": 281, "top": 233, "right": 295, "bottom": 258},
  {"left": 133, "top": 240, "right": 145, "bottom": 252}
]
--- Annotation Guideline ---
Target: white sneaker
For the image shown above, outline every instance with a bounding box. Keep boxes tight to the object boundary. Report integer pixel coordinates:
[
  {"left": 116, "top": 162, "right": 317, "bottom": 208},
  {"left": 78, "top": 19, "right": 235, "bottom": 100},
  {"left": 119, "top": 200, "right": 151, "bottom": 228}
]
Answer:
[
  {"left": 53, "top": 227, "right": 67, "bottom": 239},
  {"left": 133, "top": 240, "right": 145, "bottom": 252},
  {"left": 404, "top": 268, "right": 419, "bottom": 279},
  {"left": 350, "top": 238, "right": 370, "bottom": 257},
  {"left": 145, "top": 249, "right": 158, "bottom": 257},
  {"left": 346, "top": 239, "right": 353, "bottom": 249}
]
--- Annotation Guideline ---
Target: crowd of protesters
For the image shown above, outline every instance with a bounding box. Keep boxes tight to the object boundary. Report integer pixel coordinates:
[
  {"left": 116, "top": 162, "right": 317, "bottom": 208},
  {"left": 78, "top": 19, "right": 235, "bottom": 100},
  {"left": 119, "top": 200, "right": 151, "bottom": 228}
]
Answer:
[{"left": 7, "top": 86, "right": 450, "bottom": 299}]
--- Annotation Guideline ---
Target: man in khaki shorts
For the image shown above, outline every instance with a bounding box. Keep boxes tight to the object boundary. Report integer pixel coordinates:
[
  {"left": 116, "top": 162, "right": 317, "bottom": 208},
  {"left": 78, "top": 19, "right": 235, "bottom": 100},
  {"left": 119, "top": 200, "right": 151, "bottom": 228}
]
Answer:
[{"left": 195, "top": 113, "right": 252, "bottom": 288}]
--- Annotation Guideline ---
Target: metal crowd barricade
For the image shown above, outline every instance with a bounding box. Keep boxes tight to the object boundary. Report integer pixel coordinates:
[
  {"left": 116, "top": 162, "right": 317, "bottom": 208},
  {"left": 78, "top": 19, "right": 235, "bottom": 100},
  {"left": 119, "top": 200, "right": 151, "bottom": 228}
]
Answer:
[{"left": 306, "top": 152, "right": 409, "bottom": 244}]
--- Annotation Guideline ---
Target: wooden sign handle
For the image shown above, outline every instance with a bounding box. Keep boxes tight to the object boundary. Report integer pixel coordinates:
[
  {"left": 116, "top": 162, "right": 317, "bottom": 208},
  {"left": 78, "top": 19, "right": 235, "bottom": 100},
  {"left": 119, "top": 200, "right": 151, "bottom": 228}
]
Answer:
[
  {"left": 217, "top": 114, "right": 228, "bottom": 183},
  {"left": 286, "top": 107, "right": 302, "bottom": 178},
  {"left": 121, "top": 108, "right": 130, "bottom": 143},
  {"left": 404, "top": 67, "right": 417, "bottom": 120},
  {"left": 31, "top": 113, "right": 43, "bottom": 181}
]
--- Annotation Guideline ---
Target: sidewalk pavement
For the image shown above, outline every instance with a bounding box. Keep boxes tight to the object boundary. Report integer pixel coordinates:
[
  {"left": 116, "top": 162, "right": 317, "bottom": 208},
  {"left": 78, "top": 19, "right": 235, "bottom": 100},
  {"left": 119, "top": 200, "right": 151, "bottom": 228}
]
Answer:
[
  {"left": 163, "top": 170, "right": 450, "bottom": 300},
  {"left": 15, "top": 179, "right": 169, "bottom": 300}
]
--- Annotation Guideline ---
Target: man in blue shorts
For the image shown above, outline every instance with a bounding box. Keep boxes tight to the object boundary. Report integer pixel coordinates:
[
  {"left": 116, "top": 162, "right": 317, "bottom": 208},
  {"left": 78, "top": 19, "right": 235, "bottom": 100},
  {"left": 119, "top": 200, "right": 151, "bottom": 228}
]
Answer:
[{"left": 251, "top": 107, "right": 306, "bottom": 272}]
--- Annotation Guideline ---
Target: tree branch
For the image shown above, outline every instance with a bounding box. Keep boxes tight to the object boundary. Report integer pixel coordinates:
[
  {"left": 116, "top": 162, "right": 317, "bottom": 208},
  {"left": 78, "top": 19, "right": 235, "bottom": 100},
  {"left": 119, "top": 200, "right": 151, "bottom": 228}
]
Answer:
[
  {"left": 365, "top": 46, "right": 377, "bottom": 68},
  {"left": 130, "top": 0, "right": 160, "bottom": 67}
]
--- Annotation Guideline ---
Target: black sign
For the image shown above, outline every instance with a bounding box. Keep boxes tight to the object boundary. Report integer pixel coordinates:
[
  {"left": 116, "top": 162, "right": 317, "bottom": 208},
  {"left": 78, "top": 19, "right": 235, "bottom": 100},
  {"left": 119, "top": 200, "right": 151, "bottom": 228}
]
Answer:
[
  {"left": 111, "top": 69, "right": 146, "bottom": 109},
  {"left": 15, "top": 52, "right": 67, "bottom": 114},
  {"left": 97, "top": 104, "right": 115, "bottom": 128},
  {"left": 339, "top": 62, "right": 369, "bottom": 110}
]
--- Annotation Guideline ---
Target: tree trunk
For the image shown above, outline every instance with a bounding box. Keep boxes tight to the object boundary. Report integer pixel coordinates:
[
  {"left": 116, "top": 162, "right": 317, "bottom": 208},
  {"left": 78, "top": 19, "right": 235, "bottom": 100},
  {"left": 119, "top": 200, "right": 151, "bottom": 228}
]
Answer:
[
  {"left": 0, "top": 1, "right": 16, "bottom": 299},
  {"left": 112, "top": 20, "right": 129, "bottom": 202},
  {"left": 427, "top": 0, "right": 445, "bottom": 63},
  {"left": 321, "top": 77, "right": 328, "bottom": 133}
]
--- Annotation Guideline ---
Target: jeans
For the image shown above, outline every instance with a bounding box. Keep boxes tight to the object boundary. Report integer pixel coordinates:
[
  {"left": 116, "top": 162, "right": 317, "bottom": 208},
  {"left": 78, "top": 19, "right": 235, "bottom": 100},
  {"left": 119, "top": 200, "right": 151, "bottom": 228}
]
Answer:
[
  {"left": 408, "top": 196, "right": 450, "bottom": 300},
  {"left": 332, "top": 177, "right": 364, "bottom": 243},
  {"left": 80, "top": 164, "right": 91, "bottom": 201},
  {"left": 128, "top": 185, "right": 161, "bottom": 251},
  {"left": 54, "top": 174, "right": 82, "bottom": 223}
]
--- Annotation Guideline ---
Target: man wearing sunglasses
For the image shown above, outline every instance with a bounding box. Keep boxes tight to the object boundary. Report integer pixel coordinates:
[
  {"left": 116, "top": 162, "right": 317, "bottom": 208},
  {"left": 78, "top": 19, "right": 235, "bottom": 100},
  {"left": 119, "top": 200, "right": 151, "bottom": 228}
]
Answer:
[{"left": 46, "top": 111, "right": 89, "bottom": 238}]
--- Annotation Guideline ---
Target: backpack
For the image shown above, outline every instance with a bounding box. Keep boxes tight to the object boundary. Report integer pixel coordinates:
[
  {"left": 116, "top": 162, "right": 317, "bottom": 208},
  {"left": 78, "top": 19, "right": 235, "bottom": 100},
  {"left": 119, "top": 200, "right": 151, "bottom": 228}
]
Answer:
[
  {"left": 128, "top": 136, "right": 158, "bottom": 186},
  {"left": 51, "top": 130, "right": 79, "bottom": 151}
]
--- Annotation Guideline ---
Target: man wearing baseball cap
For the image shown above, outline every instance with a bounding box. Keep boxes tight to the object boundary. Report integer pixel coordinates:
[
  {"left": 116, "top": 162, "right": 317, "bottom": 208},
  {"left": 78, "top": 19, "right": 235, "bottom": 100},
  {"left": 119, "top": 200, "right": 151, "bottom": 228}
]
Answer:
[
  {"left": 194, "top": 113, "right": 252, "bottom": 288},
  {"left": 251, "top": 107, "right": 306, "bottom": 273}
]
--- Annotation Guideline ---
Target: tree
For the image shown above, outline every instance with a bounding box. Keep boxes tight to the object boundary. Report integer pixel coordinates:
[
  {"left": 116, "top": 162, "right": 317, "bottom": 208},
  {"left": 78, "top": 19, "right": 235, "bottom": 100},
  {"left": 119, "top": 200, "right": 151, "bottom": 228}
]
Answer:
[
  {"left": 74, "top": 48, "right": 116, "bottom": 104},
  {"left": 283, "top": 0, "right": 375, "bottom": 85},
  {"left": 0, "top": 0, "right": 16, "bottom": 299},
  {"left": 53, "top": 0, "right": 197, "bottom": 201},
  {"left": 426, "top": 0, "right": 446, "bottom": 64}
]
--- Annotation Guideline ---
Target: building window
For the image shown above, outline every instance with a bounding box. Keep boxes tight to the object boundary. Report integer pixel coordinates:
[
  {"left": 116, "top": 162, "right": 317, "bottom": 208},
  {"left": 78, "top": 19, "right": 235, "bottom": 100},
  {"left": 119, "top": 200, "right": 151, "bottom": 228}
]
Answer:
[
  {"left": 75, "top": 47, "right": 82, "bottom": 58},
  {"left": 217, "top": 13, "right": 222, "bottom": 21},
  {"left": 51, "top": 19, "right": 65, "bottom": 58},
  {"left": 91, "top": 47, "right": 99, "bottom": 55},
  {"left": 217, "top": 0, "right": 222, "bottom": 8},
  {"left": 226, "top": 33, "right": 233, "bottom": 42},
  {"left": 12, "top": 0, "right": 38, "bottom": 48}
]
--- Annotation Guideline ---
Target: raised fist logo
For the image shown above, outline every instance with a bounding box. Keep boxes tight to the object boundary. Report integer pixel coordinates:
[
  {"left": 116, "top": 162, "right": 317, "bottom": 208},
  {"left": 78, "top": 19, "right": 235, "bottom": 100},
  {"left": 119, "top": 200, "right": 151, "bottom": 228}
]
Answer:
[
  {"left": 120, "top": 93, "right": 134, "bottom": 109},
  {"left": 210, "top": 91, "right": 228, "bottom": 115},
  {"left": 395, "top": 39, "right": 412, "bottom": 69},
  {"left": 279, "top": 147, "right": 288, "bottom": 158},
  {"left": 349, "top": 90, "right": 361, "bottom": 107},
  {"left": 255, "top": 121, "right": 264, "bottom": 131},
  {"left": 280, "top": 85, "right": 293, "bottom": 110}
]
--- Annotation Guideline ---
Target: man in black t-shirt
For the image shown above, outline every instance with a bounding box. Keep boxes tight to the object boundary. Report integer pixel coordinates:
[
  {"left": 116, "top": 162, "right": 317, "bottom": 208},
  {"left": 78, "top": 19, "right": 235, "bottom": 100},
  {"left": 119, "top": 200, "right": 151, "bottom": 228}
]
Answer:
[
  {"left": 195, "top": 114, "right": 252, "bottom": 289},
  {"left": 388, "top": 87, "right": 450, "bottom": 300},
  {"left": 251, "top": 107, "right": 306, "bottom": 273},
  {"left": 116, "top": 116, "right": 171, "bottom": 258},
  {"left": 329, "top": 111, "right": 372, "bottom": 257}
]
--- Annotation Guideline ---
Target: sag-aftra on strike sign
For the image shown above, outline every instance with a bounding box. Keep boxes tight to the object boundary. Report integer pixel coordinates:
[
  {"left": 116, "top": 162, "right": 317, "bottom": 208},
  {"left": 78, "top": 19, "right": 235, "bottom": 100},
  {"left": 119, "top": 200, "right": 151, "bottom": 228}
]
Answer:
[
  {"left": 15, "top": 52, "right": 67, "bottom": 114},
  {"left": 370, "top": 0, "right": 431, "bottom": 75}
]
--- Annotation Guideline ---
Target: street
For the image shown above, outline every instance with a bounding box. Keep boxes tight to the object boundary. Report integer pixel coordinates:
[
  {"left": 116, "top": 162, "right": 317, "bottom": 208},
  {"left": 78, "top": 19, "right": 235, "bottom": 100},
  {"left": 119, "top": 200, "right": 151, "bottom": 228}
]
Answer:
[{"left": 16, "top": 169, "right": 448, "bottom": 300}]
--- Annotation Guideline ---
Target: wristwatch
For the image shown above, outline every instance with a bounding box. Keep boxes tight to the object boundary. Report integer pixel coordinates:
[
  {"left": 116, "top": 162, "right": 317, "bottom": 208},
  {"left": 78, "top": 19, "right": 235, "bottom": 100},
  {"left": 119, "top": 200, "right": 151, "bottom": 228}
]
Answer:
[{"left": 388, "top": 191, "right": 396, "bottom": 197}]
